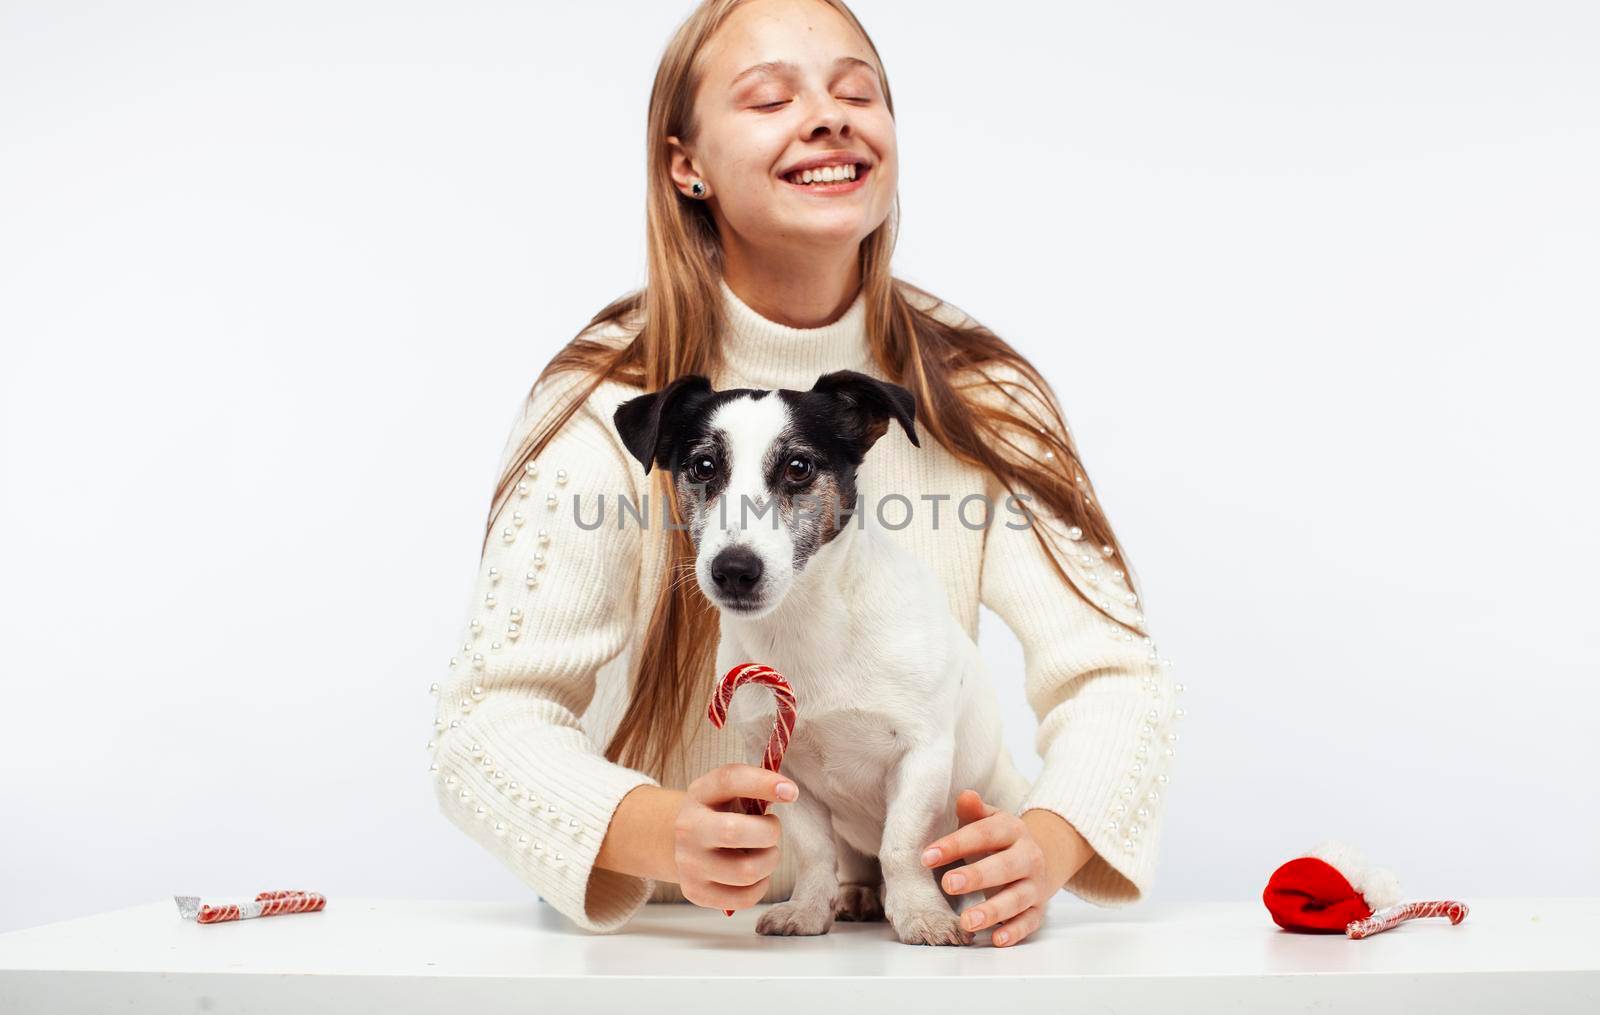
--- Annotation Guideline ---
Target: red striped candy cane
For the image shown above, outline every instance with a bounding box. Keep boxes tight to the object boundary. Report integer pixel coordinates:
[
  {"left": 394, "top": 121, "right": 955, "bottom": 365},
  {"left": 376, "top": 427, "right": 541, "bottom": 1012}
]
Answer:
[
  {"left": 254, "top": 891, "right": 326, "bottom": 917},
  {"left": 1346, "top": 900, "right": 1469, "bottom": 939},
  {"left": 176, "top": 890, "right": 327, "bottom": 924},
  {"left": 706, "top": 662, "right": 798, "bottom": 916}
]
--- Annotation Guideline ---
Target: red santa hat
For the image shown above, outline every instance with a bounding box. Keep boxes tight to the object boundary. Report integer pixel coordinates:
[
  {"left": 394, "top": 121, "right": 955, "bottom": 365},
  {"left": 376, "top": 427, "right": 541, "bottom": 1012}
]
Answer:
[
  {"left": 1263, "top": 840, "right": 1471, "bottom": 938},
  {"left": 1263, "top": 840, "right": 1406, "bottom": 933}
]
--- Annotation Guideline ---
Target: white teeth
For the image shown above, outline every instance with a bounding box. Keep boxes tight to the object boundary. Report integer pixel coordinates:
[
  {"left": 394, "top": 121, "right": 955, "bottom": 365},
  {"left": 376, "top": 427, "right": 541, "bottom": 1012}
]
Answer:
[{"left": 788, "top": 164, "right": 858, "bottom": 185}]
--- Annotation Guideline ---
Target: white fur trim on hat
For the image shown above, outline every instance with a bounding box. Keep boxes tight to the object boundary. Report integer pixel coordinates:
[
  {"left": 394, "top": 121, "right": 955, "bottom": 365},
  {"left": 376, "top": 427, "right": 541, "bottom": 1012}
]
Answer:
[{"left": 1307, "top": 839, "right": 1403, "bottom": 911}]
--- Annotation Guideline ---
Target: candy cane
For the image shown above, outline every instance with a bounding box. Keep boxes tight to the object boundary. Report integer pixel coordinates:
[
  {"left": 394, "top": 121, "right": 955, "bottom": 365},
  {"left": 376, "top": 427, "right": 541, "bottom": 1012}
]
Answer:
[
  {"left": 175, "top": 890, "right": 327, "bottom": 924},
  {"left": 706, "top": 662, "right": 798, "bottom": 916},
  {"left": 1346, "top": 900, "right": 1469, "bottom": 939}
]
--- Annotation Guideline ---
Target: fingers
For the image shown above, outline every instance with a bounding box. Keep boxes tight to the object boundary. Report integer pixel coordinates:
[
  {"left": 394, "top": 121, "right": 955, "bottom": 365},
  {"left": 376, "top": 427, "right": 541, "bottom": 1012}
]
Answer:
[
  {"left": 705, "top": 810, "right": 783, "bottom": 850},
  {"left": 708, "top": 845, "right": 780, "bottom": 887},
  {"left": 691, "top": 875, "right": 772, "bottom": 911},
  {"left": 992, "top": 904, "right": 1045, "bottom": 947},
  {"left": 677, "top": 765, "right": 791, "bottom": 914},
  {"left": 959, "top": 880, "right": 1040, "bottom": 936},
  {"left": 691, "top": 764, "right": 799, "bottom": 807},
  {"left": 940, "top": 836, "right": 1041, "bottom": 894},
  {"left": 954, "top": 789, "right": 996, "bottom": 823},
  {"left": 921, "top": 809, "right": 1023, "bottom": 868}
]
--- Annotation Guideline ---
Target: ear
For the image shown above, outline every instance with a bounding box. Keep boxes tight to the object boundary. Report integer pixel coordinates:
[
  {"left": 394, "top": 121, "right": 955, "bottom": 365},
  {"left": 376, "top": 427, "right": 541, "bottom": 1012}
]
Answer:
[
  {"left": 612, "top": 374, "right": 714, "bottom": 475},
  {"left": 810, "top": 369, "right": 920, "bottom": 454}
]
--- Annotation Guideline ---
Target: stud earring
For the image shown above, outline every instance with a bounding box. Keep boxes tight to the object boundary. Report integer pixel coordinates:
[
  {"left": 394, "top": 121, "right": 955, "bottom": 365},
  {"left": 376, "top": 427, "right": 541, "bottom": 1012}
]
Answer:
[{"left": 690, "top": 180, "right": 706, "bottom": 198}]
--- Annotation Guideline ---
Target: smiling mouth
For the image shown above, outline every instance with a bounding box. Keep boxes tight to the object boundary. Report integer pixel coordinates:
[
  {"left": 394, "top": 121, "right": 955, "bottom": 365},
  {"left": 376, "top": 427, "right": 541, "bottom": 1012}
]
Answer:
[{"left": 779, "top": 163, "right": 871, "bottom": 193}]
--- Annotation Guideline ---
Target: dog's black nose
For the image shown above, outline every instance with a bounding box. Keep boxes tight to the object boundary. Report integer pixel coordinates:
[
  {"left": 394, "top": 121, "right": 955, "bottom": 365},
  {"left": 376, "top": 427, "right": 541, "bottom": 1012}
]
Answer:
[{"left": 710, "top": 547, "right": 764, "bottom": 593}]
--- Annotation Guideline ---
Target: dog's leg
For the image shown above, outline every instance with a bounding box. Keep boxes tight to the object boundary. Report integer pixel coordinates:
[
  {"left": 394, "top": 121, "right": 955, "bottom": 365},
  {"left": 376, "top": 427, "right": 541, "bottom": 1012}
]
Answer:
[
  {"left": 754, "top": 787, "right": 839, "bottom": 937},
  {"left": 831, "top": 837, "right": 885, "bottom": 922},
  {"left": 880, "top": 741, "right": 972, "bottom": 946}
]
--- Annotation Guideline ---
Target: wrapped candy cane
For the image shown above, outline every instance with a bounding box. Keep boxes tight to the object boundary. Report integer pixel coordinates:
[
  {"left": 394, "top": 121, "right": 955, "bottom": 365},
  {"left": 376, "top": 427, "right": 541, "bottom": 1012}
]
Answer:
[
  {"left": 1346, "top": 900, "right": 1469, "bottom": 939},
  {"left": 174, "top": 890, "right": 327, "bottom": 924},
  {"left": 706, "top": 662, "right": 798, "bottom": 916}
]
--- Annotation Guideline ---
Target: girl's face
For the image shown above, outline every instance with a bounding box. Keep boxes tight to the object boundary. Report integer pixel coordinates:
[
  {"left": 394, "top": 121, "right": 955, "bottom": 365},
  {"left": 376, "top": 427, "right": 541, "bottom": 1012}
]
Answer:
[{"left": 669, "top": 0, "right": 897, "bottom": 253}]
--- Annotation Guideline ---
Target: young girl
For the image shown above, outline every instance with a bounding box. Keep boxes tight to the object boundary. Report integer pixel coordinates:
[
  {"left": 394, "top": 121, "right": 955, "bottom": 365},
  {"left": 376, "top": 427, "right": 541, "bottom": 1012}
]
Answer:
[{"left": 428, "top": 0, "right": 1184, "bottom": 948}]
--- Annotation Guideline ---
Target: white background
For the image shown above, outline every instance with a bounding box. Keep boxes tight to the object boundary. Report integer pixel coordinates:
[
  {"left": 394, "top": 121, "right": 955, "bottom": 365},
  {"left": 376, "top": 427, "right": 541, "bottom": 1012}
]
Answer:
[{"left": 2, "top": 1, "right": 1596, "bottom": 934}]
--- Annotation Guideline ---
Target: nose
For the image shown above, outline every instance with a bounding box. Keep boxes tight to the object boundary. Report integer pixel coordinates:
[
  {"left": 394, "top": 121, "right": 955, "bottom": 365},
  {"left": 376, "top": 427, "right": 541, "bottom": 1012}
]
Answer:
[{"left": 710, "top": 546, "right": 764, "bottom": 593}]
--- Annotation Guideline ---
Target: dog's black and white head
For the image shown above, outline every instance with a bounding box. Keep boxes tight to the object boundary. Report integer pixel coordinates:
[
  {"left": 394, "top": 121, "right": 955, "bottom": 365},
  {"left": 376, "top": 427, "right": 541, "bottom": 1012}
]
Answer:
[{"left": 613, "top": 370, "right": 919, "bottom": 619}]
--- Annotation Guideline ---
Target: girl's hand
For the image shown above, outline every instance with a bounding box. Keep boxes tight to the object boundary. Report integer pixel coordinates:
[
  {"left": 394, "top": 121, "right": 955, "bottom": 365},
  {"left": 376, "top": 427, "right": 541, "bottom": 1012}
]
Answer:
[
  {"left": 919, "top": 789, "right": 1062, "bottom": 947},
  {"left": 674, "top": 763, "right": 797, "bottom": 912}
]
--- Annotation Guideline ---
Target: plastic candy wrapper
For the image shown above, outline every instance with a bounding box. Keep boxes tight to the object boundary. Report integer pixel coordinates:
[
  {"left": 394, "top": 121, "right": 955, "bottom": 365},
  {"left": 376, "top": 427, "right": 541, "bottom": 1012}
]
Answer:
[{"left": 174, "top": 889, "right": 326, "bottom": 924}]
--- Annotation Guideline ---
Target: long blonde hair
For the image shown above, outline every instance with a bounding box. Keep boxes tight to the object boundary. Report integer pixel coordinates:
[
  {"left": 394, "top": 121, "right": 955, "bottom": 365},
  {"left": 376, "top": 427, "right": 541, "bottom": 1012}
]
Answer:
[{"left": 481, "top": 0, "right": 1148, "bottom": 778}]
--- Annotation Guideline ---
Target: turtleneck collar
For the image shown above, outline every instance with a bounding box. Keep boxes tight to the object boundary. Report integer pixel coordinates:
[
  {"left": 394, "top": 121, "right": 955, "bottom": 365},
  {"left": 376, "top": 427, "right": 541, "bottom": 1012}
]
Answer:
[{"left": 715, "top": 276, "right": 873, "bottom": 391}]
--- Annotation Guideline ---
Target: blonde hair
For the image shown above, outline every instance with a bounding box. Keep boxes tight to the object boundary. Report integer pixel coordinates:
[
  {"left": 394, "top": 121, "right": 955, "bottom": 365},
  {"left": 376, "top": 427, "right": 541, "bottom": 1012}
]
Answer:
[{"left": 481, "top": 0, "right": 1147, "bottom": 778}]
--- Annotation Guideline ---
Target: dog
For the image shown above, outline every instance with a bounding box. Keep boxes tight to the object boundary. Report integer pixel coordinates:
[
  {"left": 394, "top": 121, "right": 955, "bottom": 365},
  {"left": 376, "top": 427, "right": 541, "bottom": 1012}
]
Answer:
[{"left": 613, "top": 369, "right": 1030, "bottom": 945}]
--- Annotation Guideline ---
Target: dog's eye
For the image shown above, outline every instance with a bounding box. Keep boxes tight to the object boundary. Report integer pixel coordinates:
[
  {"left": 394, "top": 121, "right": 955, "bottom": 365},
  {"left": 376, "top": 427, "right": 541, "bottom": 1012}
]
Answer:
[
  {"left": 784, "top": 456, "right": 814, "bottom": 484},
  {"left": 689, "top": 455, "right": 717, "bottom": 483}
]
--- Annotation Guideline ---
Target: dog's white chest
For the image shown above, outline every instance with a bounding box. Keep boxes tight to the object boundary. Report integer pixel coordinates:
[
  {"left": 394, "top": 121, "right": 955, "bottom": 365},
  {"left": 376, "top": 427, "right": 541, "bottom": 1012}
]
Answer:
[{"left": 782, "top": 706, "right": 906, "bottom": 836}]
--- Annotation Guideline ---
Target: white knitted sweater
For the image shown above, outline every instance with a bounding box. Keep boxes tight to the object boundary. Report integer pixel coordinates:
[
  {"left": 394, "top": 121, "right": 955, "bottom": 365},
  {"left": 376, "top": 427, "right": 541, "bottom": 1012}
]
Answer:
[{"left": 428, "top": 278, "right": 1185, "bottom": 933}]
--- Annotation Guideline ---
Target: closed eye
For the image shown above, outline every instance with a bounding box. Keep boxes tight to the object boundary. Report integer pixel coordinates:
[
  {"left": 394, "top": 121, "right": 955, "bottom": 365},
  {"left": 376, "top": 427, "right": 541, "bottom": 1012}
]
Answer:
[{"left": 756, "top": 96, "right": 872, "bottom": 110}]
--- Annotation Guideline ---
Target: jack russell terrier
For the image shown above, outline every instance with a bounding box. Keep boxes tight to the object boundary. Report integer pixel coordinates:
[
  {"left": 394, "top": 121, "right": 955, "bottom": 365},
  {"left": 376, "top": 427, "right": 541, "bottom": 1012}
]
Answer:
[{"left": 614, "top": 369, "right": 1030, "bottom": 945}]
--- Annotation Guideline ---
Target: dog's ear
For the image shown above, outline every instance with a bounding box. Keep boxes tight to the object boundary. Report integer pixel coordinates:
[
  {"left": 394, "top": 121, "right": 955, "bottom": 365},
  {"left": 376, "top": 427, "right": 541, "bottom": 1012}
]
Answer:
[
  {"left": 612, "top": 374, "right": 714, "bottom": 475},
  {"left": 809, "top": 369, "right": 920, "bottom": 455}
]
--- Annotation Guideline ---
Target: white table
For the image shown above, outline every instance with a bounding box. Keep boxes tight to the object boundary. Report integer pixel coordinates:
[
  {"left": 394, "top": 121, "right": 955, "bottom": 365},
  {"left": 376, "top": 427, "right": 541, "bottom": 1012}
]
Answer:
[{"left": 1, "top": 897, "right": 1594, "bottom": 1013}]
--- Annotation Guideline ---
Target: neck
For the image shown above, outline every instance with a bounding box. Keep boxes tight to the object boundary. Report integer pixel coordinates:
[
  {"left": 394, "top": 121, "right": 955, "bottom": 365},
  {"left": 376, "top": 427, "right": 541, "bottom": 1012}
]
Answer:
[{"left": 719, "top": 241, "right": 862, "bottom": 329}]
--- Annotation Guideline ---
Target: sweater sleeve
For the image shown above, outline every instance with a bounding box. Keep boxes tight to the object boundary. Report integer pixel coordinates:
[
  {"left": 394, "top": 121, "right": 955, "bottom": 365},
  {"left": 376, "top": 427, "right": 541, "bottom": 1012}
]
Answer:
[
  {"left": 972, "top": 363, "right": 1187, "bottom": 906},
  {"left": 428, "top": 365, "right": 660, "bottom": 933}
]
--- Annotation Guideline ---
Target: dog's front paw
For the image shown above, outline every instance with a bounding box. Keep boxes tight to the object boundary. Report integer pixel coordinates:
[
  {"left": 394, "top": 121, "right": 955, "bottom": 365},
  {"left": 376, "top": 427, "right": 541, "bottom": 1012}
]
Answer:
[
  {"left": 756, "top": 900, "right": 834, "bottom": 937},
  {"left": 831, "top": 883, "right": 885, "bottom": 922},
  {"left": 890, "top": 905, "right": 973, "bottom": 946}
]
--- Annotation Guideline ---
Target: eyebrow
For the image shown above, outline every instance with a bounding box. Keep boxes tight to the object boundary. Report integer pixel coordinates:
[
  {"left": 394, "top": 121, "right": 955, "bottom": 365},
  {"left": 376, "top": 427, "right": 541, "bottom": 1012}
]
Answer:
[{"left": 729, "top": 55, "right": 877, "bottom": 89}]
